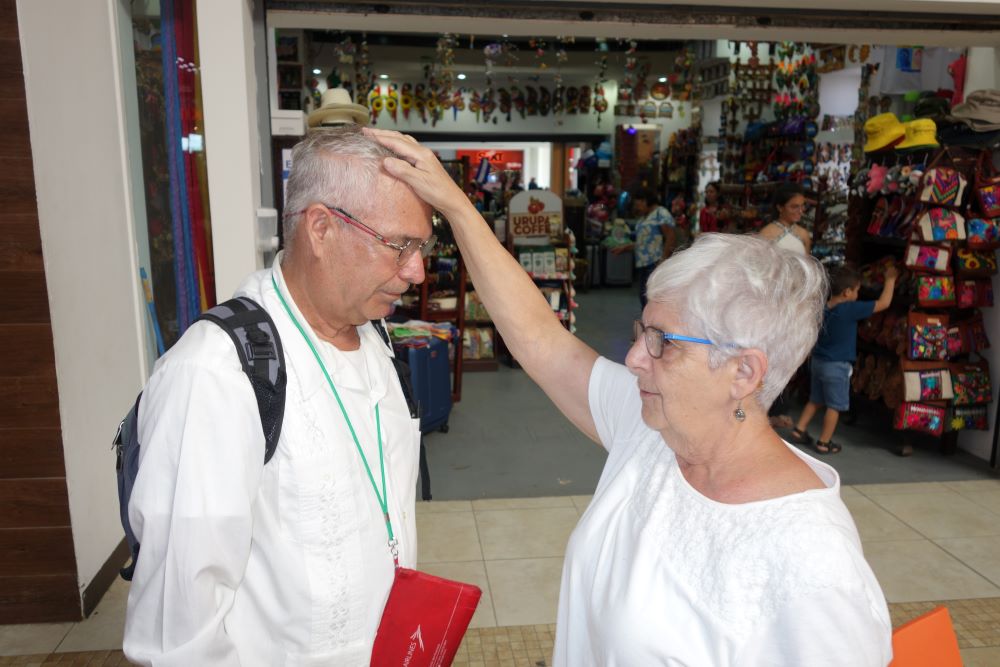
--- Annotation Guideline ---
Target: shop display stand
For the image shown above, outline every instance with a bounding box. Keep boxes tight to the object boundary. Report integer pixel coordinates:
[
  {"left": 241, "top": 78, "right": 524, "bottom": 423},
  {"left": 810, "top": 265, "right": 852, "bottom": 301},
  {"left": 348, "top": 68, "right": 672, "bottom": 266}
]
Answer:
[{"left": 848, "top": 143, "right": 998, "bottom": 456}]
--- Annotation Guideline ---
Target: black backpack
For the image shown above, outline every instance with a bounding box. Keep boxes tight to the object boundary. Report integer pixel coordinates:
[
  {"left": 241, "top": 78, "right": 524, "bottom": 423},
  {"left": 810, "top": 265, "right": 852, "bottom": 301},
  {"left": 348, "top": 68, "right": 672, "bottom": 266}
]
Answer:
[{"left": 113, "top": 297, "right": 415, "bottom": 581}]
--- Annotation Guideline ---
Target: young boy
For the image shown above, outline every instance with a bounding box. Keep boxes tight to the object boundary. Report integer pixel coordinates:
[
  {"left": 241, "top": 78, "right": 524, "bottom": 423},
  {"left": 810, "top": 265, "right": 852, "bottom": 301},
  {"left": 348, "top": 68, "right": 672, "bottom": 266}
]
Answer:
[{"left": 789, "top": 262, "right": 898, "bottom": 454}]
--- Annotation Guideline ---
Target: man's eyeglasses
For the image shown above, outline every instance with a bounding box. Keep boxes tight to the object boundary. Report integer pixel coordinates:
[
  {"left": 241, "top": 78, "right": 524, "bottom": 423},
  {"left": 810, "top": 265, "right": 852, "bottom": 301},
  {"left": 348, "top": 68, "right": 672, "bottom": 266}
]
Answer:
[
  {"left": 308, "top": 204, "right": 437, "bottom": 266},
  {"left": 632, "top": 320, "right": 714, "bottom": 359}
]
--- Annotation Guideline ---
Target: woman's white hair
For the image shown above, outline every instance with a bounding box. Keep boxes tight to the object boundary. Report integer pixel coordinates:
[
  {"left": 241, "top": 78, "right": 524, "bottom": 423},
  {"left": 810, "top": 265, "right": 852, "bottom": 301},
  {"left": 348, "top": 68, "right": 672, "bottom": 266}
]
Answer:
[
  {"left": 282, "top": 125, "right": 400, "bottom": 255},
  {"left": 645, "top": 233, "right": 827, "bottom": 410}
]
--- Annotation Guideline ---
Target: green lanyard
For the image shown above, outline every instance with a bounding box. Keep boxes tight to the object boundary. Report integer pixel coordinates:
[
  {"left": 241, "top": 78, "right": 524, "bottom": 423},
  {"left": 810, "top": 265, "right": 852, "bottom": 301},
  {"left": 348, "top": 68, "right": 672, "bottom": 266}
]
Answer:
[{"left": 271, "top": 275, "right": 398, "bottom": 562}]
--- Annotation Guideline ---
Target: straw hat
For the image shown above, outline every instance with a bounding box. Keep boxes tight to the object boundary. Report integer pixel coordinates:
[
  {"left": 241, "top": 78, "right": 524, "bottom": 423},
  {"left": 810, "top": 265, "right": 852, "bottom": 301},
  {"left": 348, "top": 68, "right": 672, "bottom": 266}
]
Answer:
[
  {"left": 863, "top": 113, "right": 905, "bottom": 153},
  {"left": 896, "top": 119, "right": 939, "bottom": 151},
  {"left": 307, "top": 88, "right": 369, "bottom": 127}
]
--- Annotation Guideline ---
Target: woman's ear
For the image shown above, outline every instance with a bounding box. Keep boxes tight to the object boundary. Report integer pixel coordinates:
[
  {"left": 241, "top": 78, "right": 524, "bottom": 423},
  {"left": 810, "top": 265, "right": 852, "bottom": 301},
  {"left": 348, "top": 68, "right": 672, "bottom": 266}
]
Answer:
[{"left": 732, "top": 349, "right": 768, "bottom": 401}]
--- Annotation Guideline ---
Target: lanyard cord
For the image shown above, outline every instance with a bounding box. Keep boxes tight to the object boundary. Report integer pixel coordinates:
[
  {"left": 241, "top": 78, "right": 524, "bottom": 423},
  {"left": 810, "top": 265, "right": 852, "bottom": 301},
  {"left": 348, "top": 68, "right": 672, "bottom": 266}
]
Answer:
[{"left": 271, "top": 275, "right": 397, "bottom": 557}]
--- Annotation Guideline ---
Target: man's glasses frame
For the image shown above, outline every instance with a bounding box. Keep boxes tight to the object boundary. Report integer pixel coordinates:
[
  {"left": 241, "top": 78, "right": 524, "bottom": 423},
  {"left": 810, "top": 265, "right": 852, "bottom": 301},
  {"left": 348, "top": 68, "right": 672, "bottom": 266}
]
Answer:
[
  {"left": 302, "top": 203, "right": 437, "bottom": 266},
  {"left": 632, "top": 320, "right": 714, "bottom": 359}
]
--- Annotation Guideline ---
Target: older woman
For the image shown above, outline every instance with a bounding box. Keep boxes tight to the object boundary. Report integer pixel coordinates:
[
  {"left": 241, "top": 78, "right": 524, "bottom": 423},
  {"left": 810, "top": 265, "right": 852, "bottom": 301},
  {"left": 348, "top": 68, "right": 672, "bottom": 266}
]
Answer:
[{"left": 368, "top": 129, "right": 891, "bottom": 666}]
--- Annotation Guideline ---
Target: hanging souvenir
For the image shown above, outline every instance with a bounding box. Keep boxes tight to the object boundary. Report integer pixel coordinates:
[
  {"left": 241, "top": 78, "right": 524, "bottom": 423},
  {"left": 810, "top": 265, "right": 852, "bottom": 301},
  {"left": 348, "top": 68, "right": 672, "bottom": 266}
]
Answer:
[
  {"left": 658, "top": 101, "right": 674, "bottom": 119},
  {"left": 385, "top": 84, "right": 399, "bottom": 123},
  {"left": 451, "top": 90, "right": 464, "bottom": 121},
  {"left": 552, "top": 85, "right": 564, "bottom": 115},
  {"left": 414, "top": 83, "right": 427, "bottom": 123},
  {"left": 578, "top": 85, "right": 591, "bottom": 113},
  {"left": 400, "top": 83, "right": 413, "bottom": 120},
  {"left": 511, "top": 86, "right": 526, "bottom": 119},
  {"left": 469, "top": 90, "right": 482, "bottom": 122},
  {"left": 481, "top": 88, "right": 496, "bottom": 123},
  {"left": 565, "top": 86, "right": 578, "bottom": 114},
  {"left": 593, "top": 85, "right": 608, "bottom": 114},
  {"left": 639, "top": 100, "right": 656, "bottom": 122},
  {"left": 498, "top": 88, "right": 512, "bottom": 121},
  {"left": 368, "top": 84, "right": 383, "bottom": 123},
  {"left": 539, "top": 86, "right": 551, "bottom": 116},
  {"left": 525, "top": 86, "right": 538, "bottom": 115},
  {"left": 650, "top": 81, "right": 670, "bottom": 100}
]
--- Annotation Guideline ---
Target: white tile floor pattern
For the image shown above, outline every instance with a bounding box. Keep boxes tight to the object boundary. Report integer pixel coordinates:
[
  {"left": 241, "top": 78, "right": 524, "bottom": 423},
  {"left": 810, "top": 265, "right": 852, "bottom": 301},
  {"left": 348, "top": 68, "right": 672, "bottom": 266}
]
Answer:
[{"left": 6, "top": 483, "right": 1000, "bottom": 663}]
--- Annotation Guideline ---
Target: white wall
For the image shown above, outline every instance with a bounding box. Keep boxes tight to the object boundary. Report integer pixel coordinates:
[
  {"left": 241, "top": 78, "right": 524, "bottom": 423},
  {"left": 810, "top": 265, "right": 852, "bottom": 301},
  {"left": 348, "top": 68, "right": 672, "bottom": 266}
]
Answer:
[
  {"left": 17, "top": 0, "right": 148, "bottom": 597},
  {"left": 197, "top": 0, "right": 263, "bottom": 300}
]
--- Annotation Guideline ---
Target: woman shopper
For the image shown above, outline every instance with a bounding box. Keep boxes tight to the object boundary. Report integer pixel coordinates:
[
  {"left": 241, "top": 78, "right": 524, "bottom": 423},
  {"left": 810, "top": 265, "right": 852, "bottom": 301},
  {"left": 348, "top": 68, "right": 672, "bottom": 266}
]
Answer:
[
  {"left": 610, "top": 187, "right": 676, "bottom": 308},
  {"left": 758, "top": 182, "right": 812, "bottom": 255},
  {"left": 366, "top": 128, "right": 892, "bottom": 666}
]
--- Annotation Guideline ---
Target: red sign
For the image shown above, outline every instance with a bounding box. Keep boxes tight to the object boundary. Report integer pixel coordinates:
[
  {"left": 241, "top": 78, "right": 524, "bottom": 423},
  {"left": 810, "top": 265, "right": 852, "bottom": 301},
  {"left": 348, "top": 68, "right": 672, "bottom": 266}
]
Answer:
[{"left": 456, "top": 149, "right": 525, "bottom": 185}]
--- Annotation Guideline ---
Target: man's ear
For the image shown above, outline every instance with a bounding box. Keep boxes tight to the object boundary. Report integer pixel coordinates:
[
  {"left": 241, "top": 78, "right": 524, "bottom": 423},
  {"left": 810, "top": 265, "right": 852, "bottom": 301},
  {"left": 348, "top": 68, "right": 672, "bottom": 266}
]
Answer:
[
  {"left": 731, "top": 349, "right": 768, "bottom": 401},
  {"left": 301, "top": 205, "right": 333, "bottom": 260}
]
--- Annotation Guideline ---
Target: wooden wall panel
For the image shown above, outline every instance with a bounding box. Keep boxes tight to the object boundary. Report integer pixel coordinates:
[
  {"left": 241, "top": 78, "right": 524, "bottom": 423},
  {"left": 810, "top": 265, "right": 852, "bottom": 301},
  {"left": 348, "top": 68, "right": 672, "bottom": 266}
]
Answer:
[
  {"left": 0, "top": 3, "right": 79, "bottom": 623},
  {"left": 0, "top": 428, "right": 65, "bottom": 479},
  {"left": 0, "top": 375, "right": 59, "bottom": 427},
  {"left": 0, "top": 479, "right": 70, "bottom": 529},
  {"left": 0, "top": 574, "right": 80, "bottom": 624},
  {"left": 0, "top": 527, "right": 76, "bottom": 576},
  {"left": 0, "top": 323, "right": 54, "bottom": 376},
  {"left": 0, "top": 216, "right": 43, "bottom": 271},
  {"left": 0, "top": 269, "right": 50, "bottom": 324}
]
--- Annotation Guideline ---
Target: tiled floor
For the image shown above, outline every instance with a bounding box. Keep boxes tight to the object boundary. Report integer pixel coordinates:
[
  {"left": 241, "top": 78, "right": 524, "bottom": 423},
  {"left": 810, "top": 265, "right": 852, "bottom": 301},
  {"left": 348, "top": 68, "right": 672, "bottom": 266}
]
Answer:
[{"left": 6, "top": 482, "right": 1000, "bottom": 664}]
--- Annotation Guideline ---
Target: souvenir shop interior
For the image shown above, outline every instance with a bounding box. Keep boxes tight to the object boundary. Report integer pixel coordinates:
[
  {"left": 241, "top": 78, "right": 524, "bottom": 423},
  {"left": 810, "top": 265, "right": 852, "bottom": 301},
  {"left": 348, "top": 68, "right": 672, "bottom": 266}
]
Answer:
[{"left": 253, "top": 27, "right": 1000, "bottom": 490}]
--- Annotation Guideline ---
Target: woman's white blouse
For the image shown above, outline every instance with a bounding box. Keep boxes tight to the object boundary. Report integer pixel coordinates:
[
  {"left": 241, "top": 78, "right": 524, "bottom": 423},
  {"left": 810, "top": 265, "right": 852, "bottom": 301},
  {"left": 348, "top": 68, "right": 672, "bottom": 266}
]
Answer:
[{"left": 554, "top": 357, "right": 892, "bottom": 666}]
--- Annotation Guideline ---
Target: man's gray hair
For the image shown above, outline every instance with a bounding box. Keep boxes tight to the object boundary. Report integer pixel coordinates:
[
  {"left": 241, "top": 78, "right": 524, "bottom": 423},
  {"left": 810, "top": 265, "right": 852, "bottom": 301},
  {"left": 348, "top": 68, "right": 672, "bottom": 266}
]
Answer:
[
  {"left": 282, "top": 125, "right": 400, "bottom": 254},
  {"left": 645, "top": 233, "right": 827, "bottom": 410}
]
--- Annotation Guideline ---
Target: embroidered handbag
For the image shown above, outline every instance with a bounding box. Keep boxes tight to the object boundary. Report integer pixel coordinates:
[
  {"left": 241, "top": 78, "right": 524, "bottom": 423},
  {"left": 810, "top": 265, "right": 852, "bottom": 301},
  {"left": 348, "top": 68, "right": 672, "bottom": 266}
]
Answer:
[
  {"left": 916, "top": 275, "right": 956, "bottom": 307},
  {"left": 946, "top": 325, "right": 968, "bottom": 357},
  {"left": 952, "top": 405, "right": 989, "bottom": 430},
  {"left": 905, "top": 243, "right": 952, "bottom": 274},
  {"left": 965, "top": 312, "right": 991, "bottom": 352},
  {"left": 951, "top": 361, "right": 992, "bottom": 405},
  {"left": 908, "top": 312, "right": 949, "bottom": 361},
  {"left": 954, "top": 248, "right": 998, "bottom": 278},
  {"left": 975, "top": 149, "right": 1000, "bottom": 218},
  {"left": 919, "top": 150, "right": 967, "bottom": 206},
  {"left": 902, "top": 368, "right": 954, "bottom": 402},
  {"left": 917, "top": 208, "right": 966, "bottom": 242},
  {"left": 966, "top": 217, "right": 1000, "bottom": 250},
  {"left": 893, "top": 402, "right": 946, "bottom": 436},
  {"left": 956, "top": 279, "right": 994, "bottom": 308}
]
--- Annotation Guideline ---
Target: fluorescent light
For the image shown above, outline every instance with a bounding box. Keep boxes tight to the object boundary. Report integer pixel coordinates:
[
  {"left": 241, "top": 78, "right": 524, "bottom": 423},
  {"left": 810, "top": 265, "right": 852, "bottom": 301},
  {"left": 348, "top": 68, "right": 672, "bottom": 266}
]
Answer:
[
  {"left": 312, "top": 68, "right": 321, "bottom": 75},
  {"left": 457, "top": 73, "right": 467, "bottom": 80},
  {"left": 658, "top": 76, "right": 667, "bottom": 83},
  {"left": 379, "top": 74, "right": 389, "bottom": 79}
]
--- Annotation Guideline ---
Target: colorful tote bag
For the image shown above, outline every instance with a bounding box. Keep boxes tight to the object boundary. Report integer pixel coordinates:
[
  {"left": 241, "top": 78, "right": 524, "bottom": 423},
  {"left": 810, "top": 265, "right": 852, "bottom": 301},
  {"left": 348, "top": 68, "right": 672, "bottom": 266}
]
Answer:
[
  {"left": 916, "top": 276, "right": 955, "bottom": 307},
  {"left": 954, "top": 248, "right": 998, "bottom": 277},
  {"left": 919, "top": 164, "right": 967, "bottom": 206},
  {"left": 908, "top": 312, "right": 949, "bottom": 360},
  {"left": 905, "top": 243, "right": 952, "bottom": 274},
  {"left": 951, "top": 361, "right": 992, "bottom": 405},
  {"left": 975, "top": 149, "right": 1000, "bottom": 218},
  {"left": 966, "top": 217, "right": 1000, "bottom": 250},
  {"left": 894, "top": 402, "right": 946, "bottom": 436},
  {"left": 952, "top": 405, "right": 989, "bottom": 431},
  {"left": 903, "top": 368, "right": 954, "bottom": 402},
  {"left": 957, "top": 279, "right": 994, "bottom": 308},
  {"left": 917, "top": 208, "right": 966, "bottom": 242}
]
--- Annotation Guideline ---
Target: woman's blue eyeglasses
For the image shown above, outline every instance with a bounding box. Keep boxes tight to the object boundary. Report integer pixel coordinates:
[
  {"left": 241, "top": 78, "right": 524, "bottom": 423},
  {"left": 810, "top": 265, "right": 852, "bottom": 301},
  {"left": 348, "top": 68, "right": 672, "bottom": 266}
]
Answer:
[{"left": 633, "top": 320, "right": 714, "bottom": 359}]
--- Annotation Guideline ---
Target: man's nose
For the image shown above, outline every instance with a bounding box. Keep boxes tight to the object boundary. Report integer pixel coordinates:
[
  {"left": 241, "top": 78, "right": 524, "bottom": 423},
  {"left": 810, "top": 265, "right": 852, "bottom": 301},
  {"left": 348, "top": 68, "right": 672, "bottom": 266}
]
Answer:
[{"left": 398, "top": 250, "right": 426, "bottom": 284}]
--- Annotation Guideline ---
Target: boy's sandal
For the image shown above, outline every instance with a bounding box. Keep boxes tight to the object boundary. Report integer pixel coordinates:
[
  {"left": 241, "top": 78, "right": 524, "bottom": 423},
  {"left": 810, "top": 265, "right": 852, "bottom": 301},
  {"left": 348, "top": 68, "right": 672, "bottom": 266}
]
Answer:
[
  {"left": 788, "top": 428, "right": 813, "bottom": 445},
  {"left": 815, "top": 441, "right": 842, "bottom": 455}
]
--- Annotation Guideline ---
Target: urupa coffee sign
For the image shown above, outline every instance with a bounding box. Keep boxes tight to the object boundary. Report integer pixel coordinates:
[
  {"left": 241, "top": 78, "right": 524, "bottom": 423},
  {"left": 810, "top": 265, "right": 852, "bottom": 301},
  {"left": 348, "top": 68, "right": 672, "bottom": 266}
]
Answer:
[{"left": 509, "top": 190, "right": 563, "bottom": 246}]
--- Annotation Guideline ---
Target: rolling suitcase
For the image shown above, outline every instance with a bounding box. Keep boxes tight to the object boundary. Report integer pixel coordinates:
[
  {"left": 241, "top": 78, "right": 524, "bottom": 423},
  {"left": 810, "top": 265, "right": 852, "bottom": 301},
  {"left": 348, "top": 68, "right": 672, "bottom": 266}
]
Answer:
[{"left": 402, "top": 336, "right": 452, "bottom": 434}]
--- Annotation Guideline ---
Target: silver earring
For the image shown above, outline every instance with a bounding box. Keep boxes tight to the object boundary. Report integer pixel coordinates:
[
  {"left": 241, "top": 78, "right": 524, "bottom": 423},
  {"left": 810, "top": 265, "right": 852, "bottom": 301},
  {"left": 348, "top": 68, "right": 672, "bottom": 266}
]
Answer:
[{"left": 734, "top": 401, "right": 746, "bottom": 422}]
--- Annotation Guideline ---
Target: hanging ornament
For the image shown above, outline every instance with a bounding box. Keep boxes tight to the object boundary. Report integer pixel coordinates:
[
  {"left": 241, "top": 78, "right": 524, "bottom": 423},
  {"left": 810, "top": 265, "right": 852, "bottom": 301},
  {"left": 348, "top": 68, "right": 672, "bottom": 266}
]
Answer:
[
  {"left": 414, "top": 83, "right": 427, "bottom": 123},
  {"left": 469, "top": 90, "right": 481, "bottom": 122},
  {"left": 512, "top": 86, "right": 526, "bottom": 119},
  {"left": 386, "top": 83, "right": 399, "bottom": 123},
  {"left": 525, "top": 86, "right": 538, "bottom": 115},
  {"left": 400, "top": 82, "right": 413, "bottom": 120},
  {"left": 368, "top": 84, "right": 383, "bottom": 124},
  {"left": 452, "top": 89, "right": 465, "bottom": 121},
  {"left": 498, "top": 87, "right": 512, "bottom": 121}
]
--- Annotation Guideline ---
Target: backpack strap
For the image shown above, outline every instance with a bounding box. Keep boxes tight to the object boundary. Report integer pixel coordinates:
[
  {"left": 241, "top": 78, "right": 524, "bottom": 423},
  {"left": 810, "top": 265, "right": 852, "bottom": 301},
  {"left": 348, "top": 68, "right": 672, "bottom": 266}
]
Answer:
[
  {"left": 371, "top": 319, "right": 420, "bottom": 420},
  {"left": 198, "top": 297, "right": 287, "bottom": 464}
]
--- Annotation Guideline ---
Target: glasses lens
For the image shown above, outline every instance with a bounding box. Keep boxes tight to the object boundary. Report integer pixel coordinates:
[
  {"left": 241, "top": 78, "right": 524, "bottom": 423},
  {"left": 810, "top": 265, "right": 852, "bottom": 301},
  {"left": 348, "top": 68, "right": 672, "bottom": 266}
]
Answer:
[
  {"left": 396, "top": 235, "right": 438, "bottom": 265},
  {"left": 645, "top": 327, "right": 663, "bottom": 358}
]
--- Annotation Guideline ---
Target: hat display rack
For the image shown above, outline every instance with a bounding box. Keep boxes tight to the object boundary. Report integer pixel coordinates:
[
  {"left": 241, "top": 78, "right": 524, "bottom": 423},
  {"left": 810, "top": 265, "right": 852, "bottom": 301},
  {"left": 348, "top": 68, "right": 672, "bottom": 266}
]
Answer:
[{"left": 846, "top": 95, "right": 1000, "bottom": 456}]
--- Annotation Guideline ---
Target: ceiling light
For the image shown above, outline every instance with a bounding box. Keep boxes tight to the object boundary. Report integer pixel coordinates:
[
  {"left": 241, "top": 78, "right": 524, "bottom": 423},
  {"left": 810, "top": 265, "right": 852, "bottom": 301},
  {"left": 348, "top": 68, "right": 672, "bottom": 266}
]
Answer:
[
  {"left": 312, "top": 68, "right": 322, "bottom": 75},
  {"left": 658, "top": 76, "right": 667, "bottom": 83},
  {"left": 379, "top": 74, "right": 389, "bottom": 79},
  {"left": 457, "top": 73, "right": 467, "bottom": 80}
]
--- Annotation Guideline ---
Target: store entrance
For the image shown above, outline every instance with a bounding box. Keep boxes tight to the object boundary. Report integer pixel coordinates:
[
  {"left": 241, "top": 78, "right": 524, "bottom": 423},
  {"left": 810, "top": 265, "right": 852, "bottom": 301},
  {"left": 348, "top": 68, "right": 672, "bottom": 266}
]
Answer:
[{"left": 265, "top": 15, "right": 1000, "bottom": 497}]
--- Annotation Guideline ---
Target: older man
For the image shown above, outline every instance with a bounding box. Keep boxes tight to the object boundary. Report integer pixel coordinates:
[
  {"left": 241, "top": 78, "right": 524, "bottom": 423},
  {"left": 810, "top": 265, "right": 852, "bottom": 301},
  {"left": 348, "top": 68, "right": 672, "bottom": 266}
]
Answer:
[{"left": 124, "top": 126, "right": 434, "bottom": 666}]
